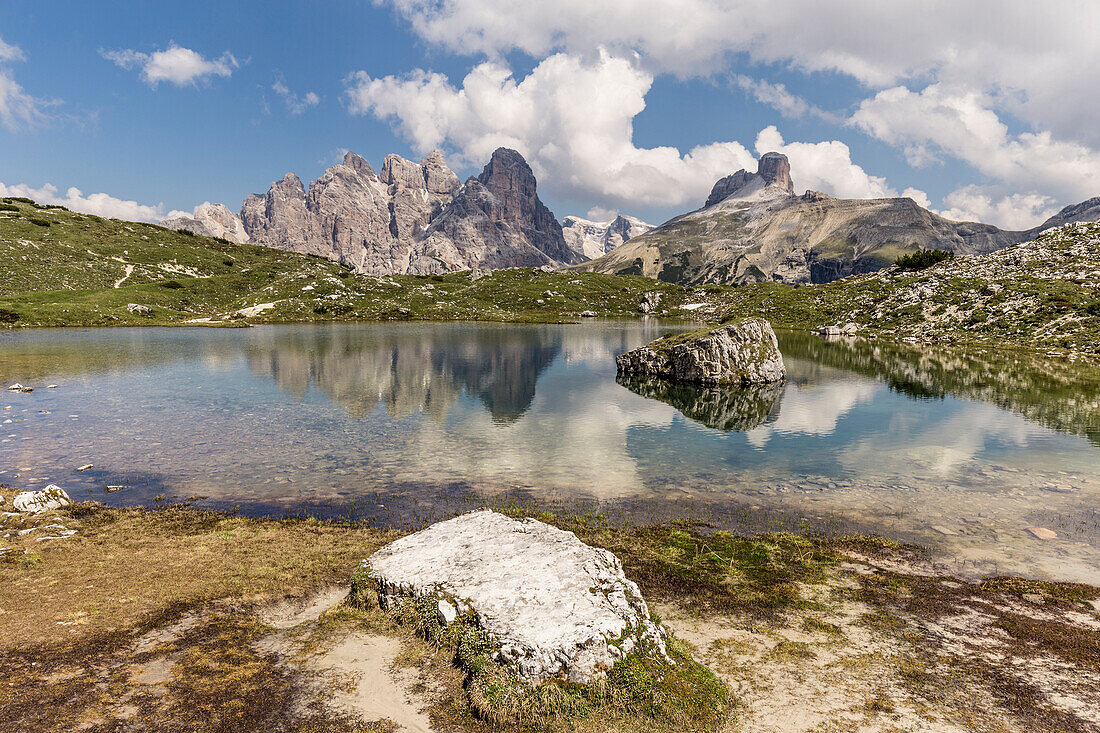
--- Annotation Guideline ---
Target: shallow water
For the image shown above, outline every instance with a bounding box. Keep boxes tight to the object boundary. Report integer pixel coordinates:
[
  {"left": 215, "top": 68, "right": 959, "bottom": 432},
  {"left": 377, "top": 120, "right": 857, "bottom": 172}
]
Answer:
[{"left": 2, "top": 322, "right": 1099, "bottom": 583}]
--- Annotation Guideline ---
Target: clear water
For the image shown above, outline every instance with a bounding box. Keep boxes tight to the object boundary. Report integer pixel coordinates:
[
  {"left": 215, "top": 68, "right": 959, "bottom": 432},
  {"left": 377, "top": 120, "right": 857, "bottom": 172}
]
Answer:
[{"left": 2, "top": 322, "right": 1098, "bottom": 583}]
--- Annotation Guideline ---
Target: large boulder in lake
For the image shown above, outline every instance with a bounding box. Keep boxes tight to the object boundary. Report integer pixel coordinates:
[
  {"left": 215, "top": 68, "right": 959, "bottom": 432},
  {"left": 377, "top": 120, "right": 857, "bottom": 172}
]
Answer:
[
  {"left": 353, "top": 509, "right": 667, "bottom": 685},
  {"left": 616, "top": 318, "right": 786, "bottom": 385}
]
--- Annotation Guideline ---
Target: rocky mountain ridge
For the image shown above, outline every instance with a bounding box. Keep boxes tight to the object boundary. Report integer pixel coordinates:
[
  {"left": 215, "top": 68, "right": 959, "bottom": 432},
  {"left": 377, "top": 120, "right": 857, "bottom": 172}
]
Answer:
[
  {"left": 165, "top": 148, "right": 582, "bottom": 275},
  {"left": 578, "top": 153, "right": 1100, "bottom": 285},
  {"left": 561, "top": 214, "right": 653, "bottom": 260}
]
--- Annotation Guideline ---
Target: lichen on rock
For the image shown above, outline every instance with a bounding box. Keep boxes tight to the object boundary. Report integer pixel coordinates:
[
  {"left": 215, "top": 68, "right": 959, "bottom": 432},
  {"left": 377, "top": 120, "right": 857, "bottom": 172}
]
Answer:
[
  {"left": 352, "top": 509, "right": 668, "bottom": 686},
  {"left": 616, "top": 317, "right": 786, "bottom": 385}
]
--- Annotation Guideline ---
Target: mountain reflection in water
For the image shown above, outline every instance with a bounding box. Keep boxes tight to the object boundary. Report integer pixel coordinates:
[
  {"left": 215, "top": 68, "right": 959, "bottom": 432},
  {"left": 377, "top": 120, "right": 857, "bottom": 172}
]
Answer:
[
  {"left": 1, "top": 322, "right": 1098, "bottom": 583},
  {"left": 243, "top": 325, "right": 563, "bottom": 423}
]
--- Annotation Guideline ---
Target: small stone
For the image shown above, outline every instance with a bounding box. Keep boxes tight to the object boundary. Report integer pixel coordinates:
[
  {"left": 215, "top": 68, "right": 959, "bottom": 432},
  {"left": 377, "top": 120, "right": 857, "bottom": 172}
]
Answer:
[
  {"left": 105, "top": 485, "right": 126, "bottom": 493},
  {"left": 931, "top": 525, "right": 957, "bottom": 536},
  {"left": 1025, "top": 527, "right": 1057, "bottom": 540},
  {"left": 436, "top": 599, "right": 458, "bottom": 626},
  {"left": 47, "top": 384, "right": 58, "bottom": 389},
  {"left": 126, "top": 303, "right": 152, "bottom": 316},
  {"left": 77, "top": 464, "right": 93, "bottom": 472},
  {"left": 579, "top": 310, "right": 597, "bottom": 318}
]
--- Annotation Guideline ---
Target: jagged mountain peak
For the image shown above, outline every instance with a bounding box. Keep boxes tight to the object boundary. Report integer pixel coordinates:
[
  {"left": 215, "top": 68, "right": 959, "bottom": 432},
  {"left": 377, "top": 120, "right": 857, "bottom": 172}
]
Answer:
[
  {"left": 705, "top": 152, "right": 795, "bottom": 207},
  {"left": 342, "top": 151, "right": 377, "bottom": 179}
]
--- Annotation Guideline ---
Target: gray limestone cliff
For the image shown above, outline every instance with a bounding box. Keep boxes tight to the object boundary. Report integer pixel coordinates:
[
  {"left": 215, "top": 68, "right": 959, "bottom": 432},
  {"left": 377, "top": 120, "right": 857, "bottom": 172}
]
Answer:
[{"left": 238, "top": 148, "right": 575, "bottom": 274}]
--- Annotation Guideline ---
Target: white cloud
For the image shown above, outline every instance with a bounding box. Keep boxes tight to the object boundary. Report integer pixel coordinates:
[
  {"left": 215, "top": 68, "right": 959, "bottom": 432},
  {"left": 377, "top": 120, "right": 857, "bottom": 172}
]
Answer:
[
  {"left": 0, "top": 37, "right": 25, "bottom": 62},
  {"left": 272, "top": 76, "right": 320, "bottom": 114},
  {"left": 376, "top": 0, "right": 1100, "bottom": 220},
  {"left": 0, "top": 181, "right": 169, "bottom": 222},
  {"left": 753, "top": 126, "right": 895, "bottom": 199},
  {"left": 0, "top": 69, "right": 50, "bottom": 132},
  {"left": 377, "top": 0, "right": 1100, "bottom": 145},
  {"left": 102, "top": 44, "right": 238, "bottom": 87},
  {"left": 901, "top": 187, "right": 932, "bottom": 209},
  {"left": 851, "top": 84, "right": 1100, "bottom": 204},
  {"left": 732, "top": 75, "right": 834, "bottom": 122},
  {"left": 347, "top": 52, "right": 909, "bottom": 211},
  {"left": 0, "top": 36, "right": 53, "bottom": 132},
  {"left": 936, "top": 186, "right": 1058, "bottom": 230}
]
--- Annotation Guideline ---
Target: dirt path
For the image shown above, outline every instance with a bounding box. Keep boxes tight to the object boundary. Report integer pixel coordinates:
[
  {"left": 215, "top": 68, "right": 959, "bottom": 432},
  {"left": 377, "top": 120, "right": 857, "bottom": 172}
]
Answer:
[{"left": 113, "top": 263, "right": 134, "bottom": 288}]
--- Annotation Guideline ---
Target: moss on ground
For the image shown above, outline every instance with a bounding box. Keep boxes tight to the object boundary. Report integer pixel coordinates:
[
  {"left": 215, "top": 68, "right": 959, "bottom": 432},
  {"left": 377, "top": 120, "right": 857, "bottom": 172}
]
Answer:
[{"left": 2, "top": 497, "right": 1098, "bottom": 731}]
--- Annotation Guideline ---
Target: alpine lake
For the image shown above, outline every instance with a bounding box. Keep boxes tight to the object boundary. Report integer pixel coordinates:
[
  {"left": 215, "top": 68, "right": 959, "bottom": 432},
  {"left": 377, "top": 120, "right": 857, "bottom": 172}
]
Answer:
[{"left": 2, "top": 321, "right": 1098, "bottom": 584}]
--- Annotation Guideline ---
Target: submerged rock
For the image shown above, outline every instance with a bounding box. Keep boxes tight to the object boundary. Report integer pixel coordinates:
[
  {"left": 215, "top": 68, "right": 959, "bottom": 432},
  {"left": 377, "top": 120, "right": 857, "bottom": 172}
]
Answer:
[
  {"left": 616, "top": 318, "right": 786, "bottom": 385},
  {"left": 355, "top": 509, "right": 667, "bottom": 685},
  {"left": 13, "top": 485, "right": 73, "bottom": 514}
]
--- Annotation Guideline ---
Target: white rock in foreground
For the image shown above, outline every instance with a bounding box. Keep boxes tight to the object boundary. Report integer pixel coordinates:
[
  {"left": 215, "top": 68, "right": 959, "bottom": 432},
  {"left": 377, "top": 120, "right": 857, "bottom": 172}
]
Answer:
[
  {"left": 14, "top": 485, "right": 73, "bottom": 514},
  {"left": 361, "top": 510, "right": 667, "bottom": 685}
]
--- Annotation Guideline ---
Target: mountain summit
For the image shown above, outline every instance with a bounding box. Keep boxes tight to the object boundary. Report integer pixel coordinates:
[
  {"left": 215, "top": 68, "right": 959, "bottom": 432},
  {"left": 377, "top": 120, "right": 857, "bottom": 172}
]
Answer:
[
  {"left": 705, "top": 151, "right": 795, "bottom": 207},
  {"left": 167, "top": 148, "right": 577, "bottom": 275},
  {"left": 576, "top": 152, "right": 1093, "bottom": 285}
]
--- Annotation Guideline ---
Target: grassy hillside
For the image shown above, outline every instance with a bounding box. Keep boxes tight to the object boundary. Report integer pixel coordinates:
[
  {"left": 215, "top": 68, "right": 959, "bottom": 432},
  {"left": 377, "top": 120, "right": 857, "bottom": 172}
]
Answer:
[
  {"left": 0, "top": 197, "right": 724, "bottom": 326},
  {"left": 708, "top": 221, "right": 1100, "bottom": 356},
  {"left": 3, "top": 197, "right": 1098, "bottom": 357}
]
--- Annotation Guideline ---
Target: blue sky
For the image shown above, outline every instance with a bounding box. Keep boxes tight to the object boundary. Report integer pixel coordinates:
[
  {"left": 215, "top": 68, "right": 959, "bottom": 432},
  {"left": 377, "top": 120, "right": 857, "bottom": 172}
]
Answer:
[{"left": 2, "top": 1, "right": 1098, "bottom": 229}]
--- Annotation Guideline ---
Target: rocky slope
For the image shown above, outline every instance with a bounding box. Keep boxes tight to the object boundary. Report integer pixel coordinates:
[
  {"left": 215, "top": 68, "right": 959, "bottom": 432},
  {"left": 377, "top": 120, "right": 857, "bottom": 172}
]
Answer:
[
  {"left": 160, "top": 203, "right": 250, "bottom": 243},
  {"left": 218, "top": 148, "right": 578, "bottom": 275},
  {"left": 703, "top": 221, "right": 1100, "bottom": 356},
  {"left": 578, "top": 153, "right": 1100, "bottom": 285},
  {"left": 561, "top": 214, "right": 652, "bottom": 260}
]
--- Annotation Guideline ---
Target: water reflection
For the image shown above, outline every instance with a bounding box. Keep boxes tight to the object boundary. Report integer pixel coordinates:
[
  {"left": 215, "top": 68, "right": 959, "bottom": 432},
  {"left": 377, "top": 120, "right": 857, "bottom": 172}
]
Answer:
[
  {"left": 1, "top": 323, "right": 1098, "bottom": 584},
  {"left": 616, "top": 375, "right": 783, "bottom": 431},
  {"left": 242, "top": 325, "right": 563, "bottom": 422}
]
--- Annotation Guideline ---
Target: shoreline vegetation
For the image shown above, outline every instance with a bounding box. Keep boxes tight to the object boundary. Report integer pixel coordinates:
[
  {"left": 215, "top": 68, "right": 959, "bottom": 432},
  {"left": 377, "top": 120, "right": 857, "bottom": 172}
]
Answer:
[
  {"left": 2, "top": 198, "right": 1099, "bottom": 361},
  {"left": 1, "top": 496, "right": 1098, "bottom": 731}
]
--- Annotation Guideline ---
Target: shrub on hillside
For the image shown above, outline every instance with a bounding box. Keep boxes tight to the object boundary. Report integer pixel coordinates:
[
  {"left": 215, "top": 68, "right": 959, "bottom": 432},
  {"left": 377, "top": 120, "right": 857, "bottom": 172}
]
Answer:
[
  {"left": 895, "top": 248, "right": 954, "bottom": 271},
  {"left": 28, "top": 218, "right": 51, "bottom": 227},
  {"left": 0, "top": 203, "right": 19, "bottom": 212},
  {"left": 158, "top": 280, "right": 184, "bottom": 289}
]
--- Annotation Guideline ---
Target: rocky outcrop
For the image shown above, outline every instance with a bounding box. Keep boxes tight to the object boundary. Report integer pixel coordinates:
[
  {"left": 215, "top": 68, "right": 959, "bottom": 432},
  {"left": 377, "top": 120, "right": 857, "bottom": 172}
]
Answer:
[
  {"left": 579, "top": 152, "right": 1100, "bottom": 286},
  {"left": 238, "top": 148, "right": 577, "bottom": 275},
  {"left": 705, "top": 151, "right": 795, "bottom": 207},
  {"left": 416, "top": 148, "right": 583, "bottom": 271},
  {"left": 355, "top": 509, "right": 668, "bottom": 685},
  {"left": 13, "top": 485, "right": 72, "bottom": 513},
  {"left": 1037, "top": 197, "right": 1100, "bottom": 230},
  {"left": 616, "top": 318, "right": 786, "bottom": 385},
  {"left": 562, "top": 214, "right": 653, "bottom": 260},
  {"left": 160, "top": 203, "right": 249, "bottom": 243}
]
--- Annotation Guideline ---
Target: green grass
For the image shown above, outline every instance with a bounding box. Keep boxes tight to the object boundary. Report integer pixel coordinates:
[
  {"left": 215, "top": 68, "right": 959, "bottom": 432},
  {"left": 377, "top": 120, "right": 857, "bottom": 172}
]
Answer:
[
  {"left": 0, "top": 199, "right": 720, "bottom": 327},
  {"left": 4, "top": 198, "right": 1099, "bottom": 357}
]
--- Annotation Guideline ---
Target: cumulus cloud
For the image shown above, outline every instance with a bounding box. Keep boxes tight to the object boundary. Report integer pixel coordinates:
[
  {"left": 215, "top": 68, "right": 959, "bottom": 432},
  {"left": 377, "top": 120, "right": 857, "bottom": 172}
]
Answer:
[
  {"left": 0, "top": 181, "right": 169, "bottom": 222},
  {"left": 753, "top": 126, "right": 897, "bottom": 199},
  {"left": 347, "top": 52, "right": 909, "bottom": 211},
  {"left": 936, "top": 186, "right": 1058, "bottom": 230},
  {"left": 851, "top": 84, "right": 1100, "bottom": 204},
  {"left": 102, "top": 44, "right": 238, "bottom": 87},
  {"left": 377, "top": 1, "right": 1100, "bottom": 145},
  {"left": 272, "top": 75, "right": 320, "bottom": 114},
  {"left": 374, "top": 0, "right": 1100, "bottom": 222}
]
